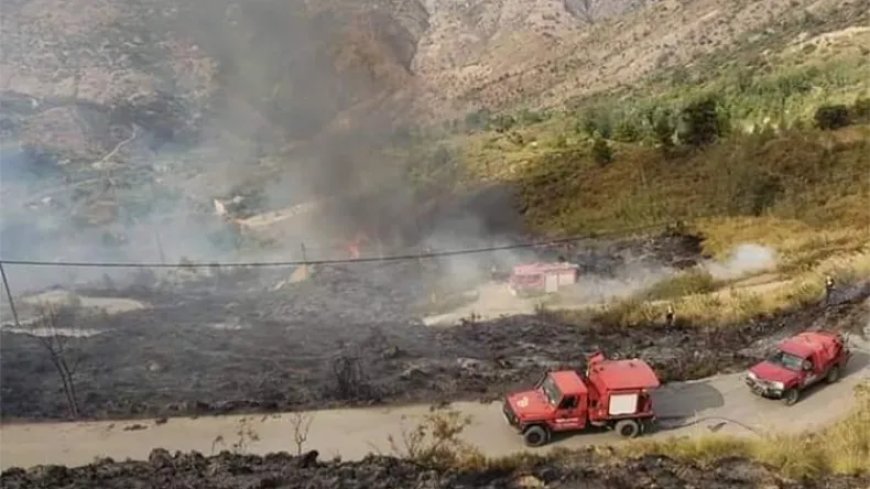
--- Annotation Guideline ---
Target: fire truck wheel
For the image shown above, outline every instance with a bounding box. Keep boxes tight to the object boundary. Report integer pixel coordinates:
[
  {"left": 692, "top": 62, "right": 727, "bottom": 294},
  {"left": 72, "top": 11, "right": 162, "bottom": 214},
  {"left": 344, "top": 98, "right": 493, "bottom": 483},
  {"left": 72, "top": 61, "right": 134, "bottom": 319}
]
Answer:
[
  {"left": 826, "top": 365, "right": 840, "bottom": 383},
  {"left": 522, "top": 425, "right": 549, "bottom": 447},
  {"left": 782, "top": 388, "right": 800, "bottom": 406},
  {"left": 615, "top": 419, "right": 640, "bottom": 438}
]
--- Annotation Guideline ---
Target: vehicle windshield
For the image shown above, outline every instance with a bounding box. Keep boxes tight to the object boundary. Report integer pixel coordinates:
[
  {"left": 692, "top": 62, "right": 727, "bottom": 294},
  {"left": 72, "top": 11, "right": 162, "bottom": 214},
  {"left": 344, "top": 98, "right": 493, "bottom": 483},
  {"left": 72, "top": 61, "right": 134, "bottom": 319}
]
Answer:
[
  {"left": 540, "top": 376, "right": 562, "bottom": 406},
  {"left": 768, "top": 350, "right": 805, "bottom": 371}
]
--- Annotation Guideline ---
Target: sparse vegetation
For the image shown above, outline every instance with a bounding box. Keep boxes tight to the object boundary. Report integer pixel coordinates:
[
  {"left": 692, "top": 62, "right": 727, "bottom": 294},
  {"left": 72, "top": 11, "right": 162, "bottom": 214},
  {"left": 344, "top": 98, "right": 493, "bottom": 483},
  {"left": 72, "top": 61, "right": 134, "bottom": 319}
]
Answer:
[
  {"left": 643, "top": 269, "right": 717, "bottom": 301},
  {"left": 387, "top": 410, "right": 484, "bottom": 470},
  {"left": 212, "top": 417, "right": 262, "bottom": 455},
  {"left": 289, "top": 411, "right": 315, "bottom": 455},
  {"left": 591, "top": 135, "right": 613, "bottom": 165},
  {"left": 29, "top": 305, "right": 84, "bottom": 419}
]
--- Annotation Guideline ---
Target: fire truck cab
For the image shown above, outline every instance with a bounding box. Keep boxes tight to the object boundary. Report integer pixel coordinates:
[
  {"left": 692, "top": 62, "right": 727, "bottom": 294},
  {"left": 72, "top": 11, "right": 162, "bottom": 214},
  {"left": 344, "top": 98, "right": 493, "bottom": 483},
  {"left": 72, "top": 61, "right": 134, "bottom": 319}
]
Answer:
[{"left": 502, "top": 352, "right": 661, "bottom": 446}]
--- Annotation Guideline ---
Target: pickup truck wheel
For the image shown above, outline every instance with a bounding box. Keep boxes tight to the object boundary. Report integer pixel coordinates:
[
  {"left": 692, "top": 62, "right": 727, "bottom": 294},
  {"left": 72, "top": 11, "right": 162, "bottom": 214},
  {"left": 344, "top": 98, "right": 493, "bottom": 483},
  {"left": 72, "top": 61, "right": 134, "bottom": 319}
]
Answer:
[
  {"left": 826, "top": 365, "right": 841, "bottom": 383},
  {"left": 615, "top": 419, "right": 640, "bottom": 438},
  {"left": 782, "top": 388, "right": 800, "bottom": 406},
  {"left": 522, "top": 426, "right": 549, "bottom": 447}
]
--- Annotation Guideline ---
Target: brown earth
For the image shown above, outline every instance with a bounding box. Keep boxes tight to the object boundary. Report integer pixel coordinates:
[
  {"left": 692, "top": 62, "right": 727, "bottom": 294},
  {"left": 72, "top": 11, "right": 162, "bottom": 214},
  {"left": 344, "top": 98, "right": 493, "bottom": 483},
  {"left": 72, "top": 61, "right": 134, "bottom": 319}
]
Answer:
[{"left": 1, "top": 449, "right": 867, "bottom": 489}]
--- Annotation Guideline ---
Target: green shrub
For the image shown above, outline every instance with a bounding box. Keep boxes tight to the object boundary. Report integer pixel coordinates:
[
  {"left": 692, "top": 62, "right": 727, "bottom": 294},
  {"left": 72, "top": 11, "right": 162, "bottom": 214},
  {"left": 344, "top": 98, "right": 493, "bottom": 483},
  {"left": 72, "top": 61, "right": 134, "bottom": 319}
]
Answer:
[
  {"left": 579, "top": 107, "right": 613, "bottom": 138},
  {"left": 591, "top": 136, "right": 614, "bottom": 165},
  {"left": 518, "top": 108, "right": 546, "bottom": 125},
  {"left": 614, "top": 118, "right": 642, "bottom": 142},
  {"left": 653, "top": 110, "right": 676, "bottom": 152},
  {"left": 851, "top": 98, "right": 870, "bottom": 122},
  {"left": 814, "top": 104, "right": 851, "bottom": 130},
  {"left": 490, "top": 114, "right": 517, "bottom": 133},
  {"left": 678, "top": 97, "right": 722, "bottom": 146}
]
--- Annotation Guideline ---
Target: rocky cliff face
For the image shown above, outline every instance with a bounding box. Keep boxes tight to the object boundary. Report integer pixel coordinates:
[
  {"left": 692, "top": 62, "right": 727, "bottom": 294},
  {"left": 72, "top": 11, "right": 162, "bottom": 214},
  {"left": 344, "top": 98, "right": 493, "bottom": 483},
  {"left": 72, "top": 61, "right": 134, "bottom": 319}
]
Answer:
[
  {"left": 1, "top": 0, "right": 215, "bottom": 163},
  {"left": 0, "top": 0, "right": 431, "bottom": 164}
]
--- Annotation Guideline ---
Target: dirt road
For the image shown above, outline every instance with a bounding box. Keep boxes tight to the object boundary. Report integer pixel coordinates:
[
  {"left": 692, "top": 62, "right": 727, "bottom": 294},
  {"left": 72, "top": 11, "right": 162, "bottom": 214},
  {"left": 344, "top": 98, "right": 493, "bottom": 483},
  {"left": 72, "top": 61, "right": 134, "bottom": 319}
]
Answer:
[{"left": 2, "top": 348, "right": 866, "bottom": 470}]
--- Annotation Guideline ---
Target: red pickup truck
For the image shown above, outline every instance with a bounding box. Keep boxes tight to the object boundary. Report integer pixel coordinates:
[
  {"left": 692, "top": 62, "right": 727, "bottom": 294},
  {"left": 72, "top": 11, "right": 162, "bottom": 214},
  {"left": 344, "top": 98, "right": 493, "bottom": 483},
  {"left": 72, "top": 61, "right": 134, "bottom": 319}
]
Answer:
[{"left": 745, "top": 331, "right": 851, "bottom": 405}]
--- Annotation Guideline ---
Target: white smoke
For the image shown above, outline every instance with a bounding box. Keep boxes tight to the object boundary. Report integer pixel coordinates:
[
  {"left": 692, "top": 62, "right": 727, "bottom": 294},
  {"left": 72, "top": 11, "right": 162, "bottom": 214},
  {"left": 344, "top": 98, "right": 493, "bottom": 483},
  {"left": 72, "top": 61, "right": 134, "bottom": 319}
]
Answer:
[
  {"left": 702, "top": 243, "right": 777, "bottom": 280},
  {"left": 570, "top": 263, "right": 676, "bottom": 303}
]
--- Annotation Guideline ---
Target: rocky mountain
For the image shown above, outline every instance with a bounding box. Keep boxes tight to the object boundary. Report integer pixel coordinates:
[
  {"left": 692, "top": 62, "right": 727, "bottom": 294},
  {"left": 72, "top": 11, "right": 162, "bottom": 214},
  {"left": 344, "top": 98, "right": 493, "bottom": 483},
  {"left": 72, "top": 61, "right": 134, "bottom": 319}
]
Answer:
[
  {"left": 3, "top": 0, "right": 862, "bottom": 160},
  {"left": 411, "top": 0, "right": 864, "bottom": 119}
]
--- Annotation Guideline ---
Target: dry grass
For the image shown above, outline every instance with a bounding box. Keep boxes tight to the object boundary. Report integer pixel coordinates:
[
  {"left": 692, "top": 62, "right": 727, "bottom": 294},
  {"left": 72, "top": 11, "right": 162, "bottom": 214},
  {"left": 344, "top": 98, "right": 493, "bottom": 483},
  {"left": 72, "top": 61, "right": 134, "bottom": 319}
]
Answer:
[
  {"left": 642, "top": 269, "right": 717, "bottom": 301},
  {"left": 623, "top": 383, "right": 870, "bottom": 479},
  {"left": 694, "top": 217, "right": 869, "bottom": 266},
  {"left": 593, "top": 250, "right": 870, "bottom": 327}
]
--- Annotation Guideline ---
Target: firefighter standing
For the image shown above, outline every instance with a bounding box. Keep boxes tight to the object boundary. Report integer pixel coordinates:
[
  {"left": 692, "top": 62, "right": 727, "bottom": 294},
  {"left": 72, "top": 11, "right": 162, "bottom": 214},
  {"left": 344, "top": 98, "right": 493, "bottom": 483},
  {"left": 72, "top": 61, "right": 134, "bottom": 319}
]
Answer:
[
  {"left": 665, "top": 304, "right": 675, "bottom": 326},
  {"left": 825, "top": 275, "right": 835, "bottom": 305}
]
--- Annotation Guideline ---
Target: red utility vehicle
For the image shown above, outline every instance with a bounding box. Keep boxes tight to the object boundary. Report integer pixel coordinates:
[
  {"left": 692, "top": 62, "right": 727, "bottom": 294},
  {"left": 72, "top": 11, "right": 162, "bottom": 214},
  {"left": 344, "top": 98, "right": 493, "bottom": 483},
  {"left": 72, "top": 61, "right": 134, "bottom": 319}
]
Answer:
[
  {"left": 502, "top": 352, "right": 661, "bottom": 446},
  {"left": 746, "top": 331, "right": 850, "bottom": 405}
]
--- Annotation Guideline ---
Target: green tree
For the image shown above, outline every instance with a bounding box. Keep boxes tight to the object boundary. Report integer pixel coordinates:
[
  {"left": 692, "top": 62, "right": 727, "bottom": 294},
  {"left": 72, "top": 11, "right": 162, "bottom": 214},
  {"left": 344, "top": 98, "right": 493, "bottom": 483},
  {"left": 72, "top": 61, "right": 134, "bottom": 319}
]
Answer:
[{"left": 678, "top": 97, "right": 721, "bottom": 147}]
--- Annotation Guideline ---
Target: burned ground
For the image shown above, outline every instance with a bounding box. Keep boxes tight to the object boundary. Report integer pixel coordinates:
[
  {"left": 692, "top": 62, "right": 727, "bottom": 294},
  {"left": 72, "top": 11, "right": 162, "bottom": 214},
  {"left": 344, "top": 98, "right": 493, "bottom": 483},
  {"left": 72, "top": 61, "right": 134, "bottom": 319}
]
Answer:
[
  {"left": 1, "top": 233, "right": 865, "bottom": 421},
  {"left": 1, "top": 449, "right": 867, "bottom": 489}
]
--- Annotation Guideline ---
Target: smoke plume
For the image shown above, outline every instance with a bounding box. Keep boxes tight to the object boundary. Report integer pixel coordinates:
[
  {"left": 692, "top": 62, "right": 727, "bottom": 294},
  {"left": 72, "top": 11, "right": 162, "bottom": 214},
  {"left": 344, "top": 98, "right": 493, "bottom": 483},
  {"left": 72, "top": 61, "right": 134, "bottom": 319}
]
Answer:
[{"left": 703, "top": 244, "right": 777, "bottom": 280}]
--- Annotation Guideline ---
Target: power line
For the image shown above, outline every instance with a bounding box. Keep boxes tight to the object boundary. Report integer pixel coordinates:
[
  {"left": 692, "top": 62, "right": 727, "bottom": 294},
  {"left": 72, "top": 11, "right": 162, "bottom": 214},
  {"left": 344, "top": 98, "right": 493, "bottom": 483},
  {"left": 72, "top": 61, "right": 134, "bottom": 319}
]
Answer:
[{"left": 0, "top": 223, "right": 672, "bottom": 269}]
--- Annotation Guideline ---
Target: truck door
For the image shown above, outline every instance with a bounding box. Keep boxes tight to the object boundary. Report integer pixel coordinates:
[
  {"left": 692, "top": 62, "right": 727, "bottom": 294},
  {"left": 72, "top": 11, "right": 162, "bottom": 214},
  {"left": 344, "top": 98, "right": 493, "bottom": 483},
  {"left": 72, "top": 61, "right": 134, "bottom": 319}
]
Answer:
[{"left": 552, "top": 394, "right": 586, "bottom": 431}]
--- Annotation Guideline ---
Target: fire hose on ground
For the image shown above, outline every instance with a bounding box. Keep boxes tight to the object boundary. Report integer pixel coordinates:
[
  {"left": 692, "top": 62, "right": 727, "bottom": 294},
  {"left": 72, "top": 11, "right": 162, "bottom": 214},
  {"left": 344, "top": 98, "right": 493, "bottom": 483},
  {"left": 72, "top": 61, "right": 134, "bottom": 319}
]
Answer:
[{"left": 654, "top": 415, "right": 763, "bottom": 436}]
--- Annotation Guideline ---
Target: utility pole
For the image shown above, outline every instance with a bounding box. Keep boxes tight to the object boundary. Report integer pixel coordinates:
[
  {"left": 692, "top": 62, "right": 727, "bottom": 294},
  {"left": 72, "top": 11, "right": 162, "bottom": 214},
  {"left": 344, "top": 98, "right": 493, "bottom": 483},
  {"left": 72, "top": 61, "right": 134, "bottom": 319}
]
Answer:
[
  {"left": 154, "top": 229, "right": 167, "bottom": 264},
  {"left": 0, "top": 262, "right": 21, "bottom": 328}
]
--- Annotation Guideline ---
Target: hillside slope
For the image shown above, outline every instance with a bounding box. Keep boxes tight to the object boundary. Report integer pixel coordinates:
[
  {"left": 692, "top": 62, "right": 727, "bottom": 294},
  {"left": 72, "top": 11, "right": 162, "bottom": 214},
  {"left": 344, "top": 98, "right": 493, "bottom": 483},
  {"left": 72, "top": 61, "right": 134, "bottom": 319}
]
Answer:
[{"left": 411, "top": 0, "right": 869, "bottom": 120}]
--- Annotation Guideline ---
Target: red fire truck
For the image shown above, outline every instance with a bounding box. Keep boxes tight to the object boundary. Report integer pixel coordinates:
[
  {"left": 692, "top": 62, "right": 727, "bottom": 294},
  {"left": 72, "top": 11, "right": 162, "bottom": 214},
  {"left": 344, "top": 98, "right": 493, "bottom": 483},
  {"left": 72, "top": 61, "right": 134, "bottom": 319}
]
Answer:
[
  {"left": 502, "top": 352, "right": 661, "bottom": 446},
  {"left": 508, "top": 262, "right": 580, "bottom": 297}
]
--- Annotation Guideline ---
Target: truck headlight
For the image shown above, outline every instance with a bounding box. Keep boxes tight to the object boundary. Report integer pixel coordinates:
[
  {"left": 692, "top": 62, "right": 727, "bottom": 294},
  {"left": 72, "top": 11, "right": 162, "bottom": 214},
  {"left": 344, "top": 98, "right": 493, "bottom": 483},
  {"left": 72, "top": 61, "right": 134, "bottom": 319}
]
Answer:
[
  {"left": 771, "top": 381, "right": 784, "bottom": 391},
  {"left": 747, "top": 372, "right": 757, "bottom": 381}
]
